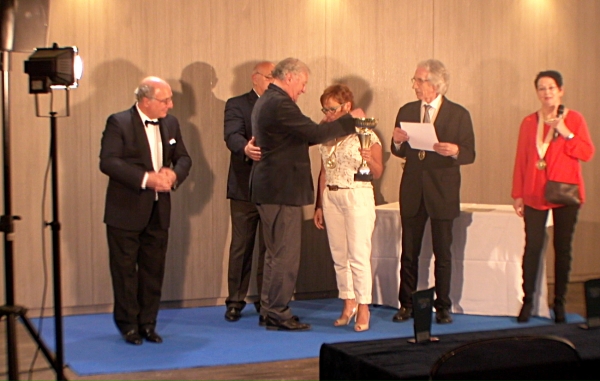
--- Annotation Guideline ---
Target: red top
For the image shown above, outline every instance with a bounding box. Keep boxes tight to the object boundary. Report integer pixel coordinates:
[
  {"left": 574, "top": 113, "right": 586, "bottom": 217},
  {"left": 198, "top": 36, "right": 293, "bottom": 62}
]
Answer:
[{"left": 512, "top": 109, "right": 595, "bottom": 209}]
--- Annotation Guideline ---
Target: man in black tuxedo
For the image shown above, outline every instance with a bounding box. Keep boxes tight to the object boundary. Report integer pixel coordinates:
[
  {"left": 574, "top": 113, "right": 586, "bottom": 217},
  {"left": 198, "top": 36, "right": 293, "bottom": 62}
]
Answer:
[
  {"left": 100, "top": 76, "right": 192, "bottom": 345},
  {"left": 390, "top": 59, "right": 475, "bottom": 324},
  {"left": 250, "top": 57, "right": 365, "bottom": 331},
  {"left": 223, "top": 61, "right": 274, "bottom": 322}
]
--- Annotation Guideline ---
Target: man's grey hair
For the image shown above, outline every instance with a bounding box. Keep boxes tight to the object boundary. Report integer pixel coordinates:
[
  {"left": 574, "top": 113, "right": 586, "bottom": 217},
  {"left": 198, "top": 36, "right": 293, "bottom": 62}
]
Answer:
[
  {"left": 418, "top": 59, "right": 450, "bottom": 95},
  {"left": 134, "top": 83, "right": 156, "bottom": 102},
  {"left": 272, "top": 57, "right": 311, "bottom": 81}
]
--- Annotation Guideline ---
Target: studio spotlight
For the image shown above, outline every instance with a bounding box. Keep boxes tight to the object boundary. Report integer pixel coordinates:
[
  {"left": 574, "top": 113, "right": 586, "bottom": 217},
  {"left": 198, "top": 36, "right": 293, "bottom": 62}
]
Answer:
[{"left": 23, "top": 42, "right": 83, "bottom": 94}]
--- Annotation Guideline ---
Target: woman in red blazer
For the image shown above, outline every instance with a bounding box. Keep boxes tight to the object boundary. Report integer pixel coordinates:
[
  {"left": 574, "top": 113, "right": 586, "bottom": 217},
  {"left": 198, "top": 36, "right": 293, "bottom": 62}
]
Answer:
[{"left": 512, "top": 70, "right": 595, "bottom": 323}]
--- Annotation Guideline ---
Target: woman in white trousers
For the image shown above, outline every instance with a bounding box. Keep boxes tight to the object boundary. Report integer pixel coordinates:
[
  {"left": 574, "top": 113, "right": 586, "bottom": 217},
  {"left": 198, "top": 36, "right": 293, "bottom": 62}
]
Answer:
[{"left": 314, "top": 84, "right": 383, "bottom": 332}]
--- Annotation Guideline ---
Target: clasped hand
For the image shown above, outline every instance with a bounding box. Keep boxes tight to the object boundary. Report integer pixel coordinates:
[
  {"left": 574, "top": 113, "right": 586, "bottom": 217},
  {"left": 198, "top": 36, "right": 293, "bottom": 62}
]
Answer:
[{"left": 147, "top": 167, "right": 177, "bottom": 192}]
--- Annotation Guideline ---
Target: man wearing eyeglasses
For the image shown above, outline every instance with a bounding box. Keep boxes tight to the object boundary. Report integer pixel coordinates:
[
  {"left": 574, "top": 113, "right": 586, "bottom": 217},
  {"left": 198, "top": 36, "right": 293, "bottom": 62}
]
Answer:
[
  {"left": 390, "top": 59, "right": 475, "bottom": 325},
  {"left": 223, "top": 61, "right": 274, "bottom": 323},
  {"left": 100, "top": 76, "right": 192, "bottom": 345},
  {"left": 250, "top": 58, "right": 365, "bottom": 331}
]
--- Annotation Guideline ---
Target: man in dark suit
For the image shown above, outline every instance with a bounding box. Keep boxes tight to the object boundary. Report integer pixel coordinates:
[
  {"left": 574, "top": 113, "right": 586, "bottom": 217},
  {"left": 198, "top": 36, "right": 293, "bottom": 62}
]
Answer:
[
  {"left": 100, "top": 76, "right": 192, "bottom": 345},
  {"left": 250, "top": 57, "right": 365, "bottom": 331},
  {"left": 390, "top": 59, "right": 475, "bottom": 324},
  {"left": 223, "top": 61, "right": 274, "bottom": 322}
]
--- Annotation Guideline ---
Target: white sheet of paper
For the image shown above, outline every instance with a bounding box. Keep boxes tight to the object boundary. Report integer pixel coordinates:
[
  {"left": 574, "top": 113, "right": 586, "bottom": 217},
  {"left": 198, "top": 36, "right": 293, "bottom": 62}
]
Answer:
[{"left": 400, "top": 122, "right": 439, "bottom": 151}]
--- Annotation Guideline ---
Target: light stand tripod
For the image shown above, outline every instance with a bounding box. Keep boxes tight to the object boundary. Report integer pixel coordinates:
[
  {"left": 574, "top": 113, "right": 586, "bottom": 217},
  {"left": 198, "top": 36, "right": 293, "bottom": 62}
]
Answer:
[{"left": 0, "top": 51, "right": 65, "bottom": 380}]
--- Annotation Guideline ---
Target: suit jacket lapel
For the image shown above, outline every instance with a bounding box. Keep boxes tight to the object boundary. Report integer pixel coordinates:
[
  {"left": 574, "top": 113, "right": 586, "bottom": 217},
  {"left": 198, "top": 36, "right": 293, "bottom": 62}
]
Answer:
[
  {"left": 433, "top": 96, "right": 448, "bottom": 136},
  {"left": 247, "top": 89, "right": 258, "bottom": 107},
  {"left": 131, "top": 108, "right": 154, "bottom": 170},
  {"left": 159, "top": 121, "right": 170, "bottom": 166}
]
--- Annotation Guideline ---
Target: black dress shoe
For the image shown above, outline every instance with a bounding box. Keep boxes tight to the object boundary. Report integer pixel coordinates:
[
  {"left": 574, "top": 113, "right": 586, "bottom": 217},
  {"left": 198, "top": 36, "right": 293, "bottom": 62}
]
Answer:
[
  {"left": 517, "top": 302, "right": 532, "bottom": 323},
  {"left": 260, "top": 314, "right": 299, "bottom": 327},
  {"left": 254, "top": 302, "right": 261, "bottom": 314},
  {"left": 392, "top": 307, "right": 413, "bottom": 322},
  {"left": 265, "top": 316, "right": 310, "bottom": 331},
  {"left": 435, "top": 308, "right": 453, "bottom": 324},
  {"left": 554, "top": 304, "right": 566, "bottom": 323},
  {"left": 225, "top": 306, "right": 242, "bottom": 322},
  {"left": 140, "top": 328, "right": 163, "bottom": 343},
  {"left": 123, "top": 330, "right": 142, "bottom": 345}
]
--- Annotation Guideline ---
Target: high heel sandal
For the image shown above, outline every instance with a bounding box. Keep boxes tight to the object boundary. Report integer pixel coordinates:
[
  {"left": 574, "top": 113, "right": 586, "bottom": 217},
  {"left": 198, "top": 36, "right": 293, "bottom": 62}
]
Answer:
[
  {"left": 354, "top": 308, "right": 370, "bottom": 332},
  {"left": 334, "top": 307, "right": 357, "bottom": 326}
]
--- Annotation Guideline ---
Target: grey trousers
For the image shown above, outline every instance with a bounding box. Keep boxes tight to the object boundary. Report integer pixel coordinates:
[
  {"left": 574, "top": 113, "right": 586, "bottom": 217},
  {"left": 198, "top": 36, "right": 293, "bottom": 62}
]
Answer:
[{"left": 256, "top": 204, "right": 302, "bottom": 321}]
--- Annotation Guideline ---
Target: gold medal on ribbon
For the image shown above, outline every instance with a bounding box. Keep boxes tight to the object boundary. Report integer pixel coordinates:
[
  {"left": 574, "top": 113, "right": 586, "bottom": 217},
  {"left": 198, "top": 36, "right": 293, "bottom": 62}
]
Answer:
[
  {"left": 535, "top": 110, "right": 555, "bottom": 172},
  {"left": 536, "top": 159, "right": 547, "bottom": 170},
  {"left": 418, "top": 150, "right": 426, "bottom": 160}
]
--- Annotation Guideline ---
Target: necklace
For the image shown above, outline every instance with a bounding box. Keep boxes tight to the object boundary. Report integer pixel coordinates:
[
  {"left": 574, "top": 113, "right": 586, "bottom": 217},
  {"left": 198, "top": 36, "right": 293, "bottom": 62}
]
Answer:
[{"left": 325, "top": 135, "right": 351, "bottom": 169}]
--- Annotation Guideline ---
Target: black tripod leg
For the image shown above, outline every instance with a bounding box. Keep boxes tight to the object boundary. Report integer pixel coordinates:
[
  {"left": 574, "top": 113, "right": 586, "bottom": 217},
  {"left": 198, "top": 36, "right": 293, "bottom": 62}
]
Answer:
[
  {"left": 19, "top": 315, "right": 64, "bottom": 379},
  {"left": 6, "top": 314, "right": 19, "bottom": 380}
]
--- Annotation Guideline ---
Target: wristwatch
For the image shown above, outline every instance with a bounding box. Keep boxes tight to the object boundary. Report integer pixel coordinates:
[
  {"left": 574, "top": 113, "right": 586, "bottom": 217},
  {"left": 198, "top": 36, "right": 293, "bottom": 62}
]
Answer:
[{"left": 566, "top": 133, "right": 575, "bottom": 140}]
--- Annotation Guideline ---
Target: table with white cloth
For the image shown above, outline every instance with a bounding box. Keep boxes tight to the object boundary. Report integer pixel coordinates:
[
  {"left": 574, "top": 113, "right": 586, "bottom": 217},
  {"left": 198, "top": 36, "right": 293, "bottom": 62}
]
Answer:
[{"left": 371, "top": 202, "right": 550, "bottom": 318}]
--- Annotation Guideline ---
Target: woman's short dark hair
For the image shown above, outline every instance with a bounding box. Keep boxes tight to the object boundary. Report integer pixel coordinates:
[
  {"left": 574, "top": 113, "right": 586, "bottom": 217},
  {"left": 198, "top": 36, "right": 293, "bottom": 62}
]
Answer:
[
  {"left": 535, "top": 70, "right": 563, "bottom": 88},
  {"left": 320, "top": 84, "right": 354, "bottom": 109}
]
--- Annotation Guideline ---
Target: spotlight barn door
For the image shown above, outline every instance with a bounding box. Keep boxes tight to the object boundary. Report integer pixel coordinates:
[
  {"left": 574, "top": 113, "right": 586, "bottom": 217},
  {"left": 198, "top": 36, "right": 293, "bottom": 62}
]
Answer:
[{"left": 1, "top": 0, "right": 49, "bottom": 53}]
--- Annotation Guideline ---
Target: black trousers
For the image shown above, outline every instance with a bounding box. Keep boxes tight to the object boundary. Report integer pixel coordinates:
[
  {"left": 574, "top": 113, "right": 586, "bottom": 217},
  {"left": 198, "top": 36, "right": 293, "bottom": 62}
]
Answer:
[
  {"left": 226, "top": 199, "right": 265, "bottom": 310},
  {"left": 107, "top": 202, "right": 168, "bottom": 334},
  {"left": 522, "top": 204, "right": 579, "bottom": 305},
  {"left": 399, "top": 198, "right": 454, "bottom": 310}
]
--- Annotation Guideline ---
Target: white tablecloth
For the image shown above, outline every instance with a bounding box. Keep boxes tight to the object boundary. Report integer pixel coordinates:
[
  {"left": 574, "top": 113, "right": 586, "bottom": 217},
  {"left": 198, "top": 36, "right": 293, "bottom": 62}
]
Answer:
[{"left": 371, "top": 202, "right": 550, "bottom": 318}]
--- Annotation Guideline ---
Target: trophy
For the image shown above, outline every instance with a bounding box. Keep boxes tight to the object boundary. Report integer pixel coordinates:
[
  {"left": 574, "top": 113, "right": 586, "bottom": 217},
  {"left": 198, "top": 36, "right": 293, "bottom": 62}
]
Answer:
[{"left": 354, "top": 117, "right": 377, "bottom": 182}]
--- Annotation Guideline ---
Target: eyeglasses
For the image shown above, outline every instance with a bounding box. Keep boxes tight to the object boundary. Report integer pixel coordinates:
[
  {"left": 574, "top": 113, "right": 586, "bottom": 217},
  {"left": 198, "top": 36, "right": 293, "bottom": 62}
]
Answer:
[
  {"left": 411, "top": 77, "right": 429, "bottom": 85},
  {"left": 321, "top": 102, "right": 346, "bottom": 114},
  {"left": 255, "top": 72, "right": 274, "bottom": 81},
  {"left": 150, "top": 97, "right": 173, "bottom": 105}
]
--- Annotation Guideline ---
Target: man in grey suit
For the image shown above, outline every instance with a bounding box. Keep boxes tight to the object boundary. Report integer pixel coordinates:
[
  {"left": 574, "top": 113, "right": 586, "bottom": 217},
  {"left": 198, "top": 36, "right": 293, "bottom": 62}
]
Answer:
[
  {"left": 100, "top": 76, "right": 192, "bottom": 344},
  {"left": 223, "top": 61, "right": 274, "bottom": 322},
  {"left": 250, "top": 58, "right": 365, "bottom": 331},
  {"left": 390, "top": 59, "right": 475, "bottom": 324}
]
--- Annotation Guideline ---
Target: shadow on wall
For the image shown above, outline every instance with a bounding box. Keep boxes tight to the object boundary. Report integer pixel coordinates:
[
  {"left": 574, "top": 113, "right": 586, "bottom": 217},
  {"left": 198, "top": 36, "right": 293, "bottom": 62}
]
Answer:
[
  {"left": 166, "top": 61, "right": 228, "bottom": 301},
  {"left": 230, "top": 60, "right": 263, "bottom": 97}
]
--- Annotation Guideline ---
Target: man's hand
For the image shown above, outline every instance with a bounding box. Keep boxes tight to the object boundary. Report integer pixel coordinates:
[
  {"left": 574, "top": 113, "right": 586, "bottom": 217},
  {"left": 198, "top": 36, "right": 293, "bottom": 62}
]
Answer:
[
  {"left": 392, "top": 127, "right": 408, "bottom": 144},
  {"left": 244, "top": 136, "right": 261, "bottom": 161},
  {"left": 433, "top": 142, "right": 459, "bottom": 157},
  {"left": 148, "top": 168, "right": 177, "bottom": 192},
  {"left": 349, "top": 108, "right": 366, "bottom": 119},
  {"left": 159, "top": 167, "right": 177, "bottom": 188}
]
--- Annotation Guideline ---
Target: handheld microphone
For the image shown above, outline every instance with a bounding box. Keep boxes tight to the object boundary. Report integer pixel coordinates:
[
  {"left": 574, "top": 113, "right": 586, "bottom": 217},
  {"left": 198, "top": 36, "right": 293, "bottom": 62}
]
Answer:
[{"left": 553, "top": 105, "right": 565, "bottom": 140}]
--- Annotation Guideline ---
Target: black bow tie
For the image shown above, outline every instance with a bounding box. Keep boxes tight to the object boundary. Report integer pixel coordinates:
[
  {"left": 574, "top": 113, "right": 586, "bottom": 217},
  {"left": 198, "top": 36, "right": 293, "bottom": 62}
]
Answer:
[{"left": 145, "top": 120, "right": 159, "bottom": 127}]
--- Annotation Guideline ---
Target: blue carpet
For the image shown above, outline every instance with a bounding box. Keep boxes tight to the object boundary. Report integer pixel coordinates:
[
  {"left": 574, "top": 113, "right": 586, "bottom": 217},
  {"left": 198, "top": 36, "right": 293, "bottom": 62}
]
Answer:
[{"left": 31, "top": 299, "right": 584, "bottom": 376}]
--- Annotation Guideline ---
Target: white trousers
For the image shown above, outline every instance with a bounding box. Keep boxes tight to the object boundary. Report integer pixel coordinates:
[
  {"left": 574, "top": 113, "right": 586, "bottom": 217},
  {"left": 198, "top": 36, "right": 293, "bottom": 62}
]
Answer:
[{"left": 323, "top": 187, "right": 375, "bottom": 304}]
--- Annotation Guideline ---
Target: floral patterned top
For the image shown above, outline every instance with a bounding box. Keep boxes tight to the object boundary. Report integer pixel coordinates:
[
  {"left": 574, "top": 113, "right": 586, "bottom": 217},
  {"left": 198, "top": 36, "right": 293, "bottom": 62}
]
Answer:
[{"left": 318, "top": 132, "right": 381, "bottom": 189}]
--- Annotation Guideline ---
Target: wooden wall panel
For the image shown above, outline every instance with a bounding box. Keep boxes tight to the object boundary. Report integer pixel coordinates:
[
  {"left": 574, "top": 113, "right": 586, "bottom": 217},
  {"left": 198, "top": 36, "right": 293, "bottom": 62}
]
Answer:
[{"left": 2, "top": 0, "right": 598, "bottom": 314}]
